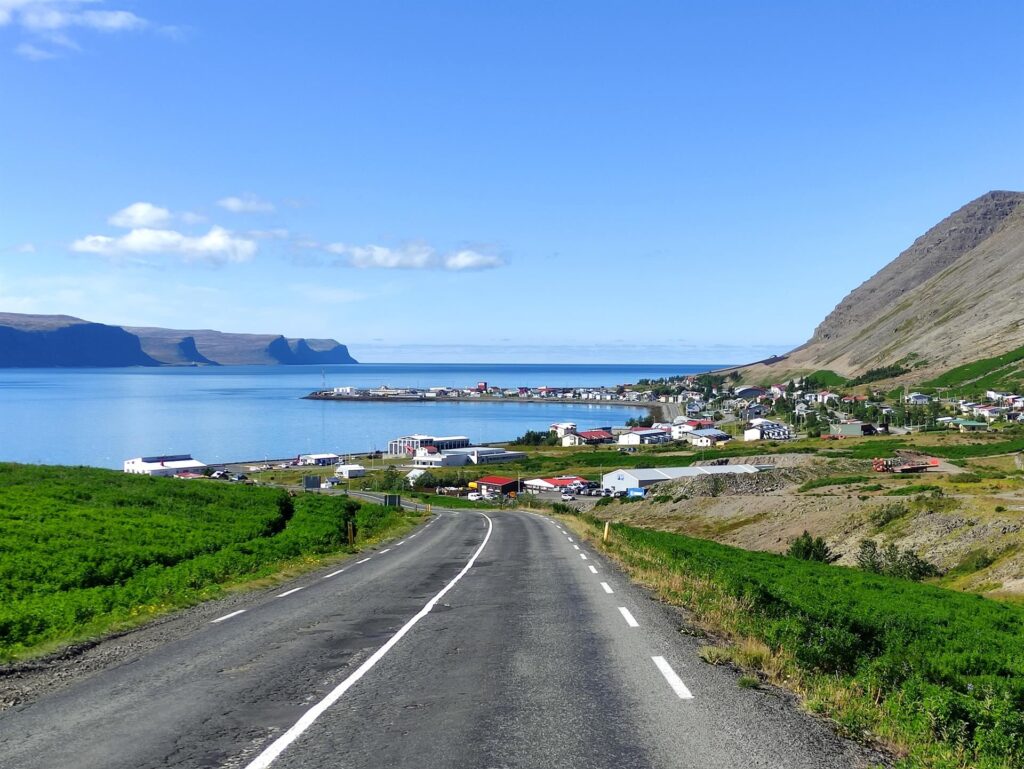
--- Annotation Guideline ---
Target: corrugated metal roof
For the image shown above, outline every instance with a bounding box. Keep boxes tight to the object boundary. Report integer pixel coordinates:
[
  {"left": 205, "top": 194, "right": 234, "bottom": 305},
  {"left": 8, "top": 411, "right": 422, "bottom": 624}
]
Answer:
[{"left": 604, "top": 465, "right": 762, "bottom": 482}]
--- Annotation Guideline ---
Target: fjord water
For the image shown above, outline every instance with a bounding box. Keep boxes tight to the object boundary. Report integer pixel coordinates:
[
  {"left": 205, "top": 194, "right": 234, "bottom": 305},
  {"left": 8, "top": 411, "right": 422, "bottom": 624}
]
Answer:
[{"left": 0, "top": 363, "right": 717, "bottom": 469}]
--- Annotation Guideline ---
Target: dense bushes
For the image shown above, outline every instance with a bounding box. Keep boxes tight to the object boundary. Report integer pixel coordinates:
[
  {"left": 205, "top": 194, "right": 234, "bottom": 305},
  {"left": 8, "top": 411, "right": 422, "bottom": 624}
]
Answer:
[
  {"left": 0, "top": 464, "right": 413, "bottom": 659},
  {"left": 590, "top": 519, "right": 1023, "bottom": 767}
]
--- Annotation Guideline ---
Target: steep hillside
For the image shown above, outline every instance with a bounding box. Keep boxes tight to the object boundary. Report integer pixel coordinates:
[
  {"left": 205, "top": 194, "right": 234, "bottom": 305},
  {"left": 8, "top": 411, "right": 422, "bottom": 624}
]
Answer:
[
  {"left": 0, "top": 314, "right": 158, "bottom": 367},
  {"left": 740, "top": 191, "right": 1024, "bottom": 382},
  {"left": 0, "top": 313, "right": 358, "bottom": 367}
]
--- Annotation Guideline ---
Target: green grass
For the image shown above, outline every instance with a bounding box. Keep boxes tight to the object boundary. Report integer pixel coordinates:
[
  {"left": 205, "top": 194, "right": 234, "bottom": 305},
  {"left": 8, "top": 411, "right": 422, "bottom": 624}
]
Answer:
[
  {"left": 0, "top": 464, "right": 417, "bottom": 660},
  {"left": 808, "top": 369, "right": 849, "bottom": 387},
  {"left": 580, "top": 516, "right": 1024, "bottom": 768},
  {"left": 884, "top": 484, "right": 944, "bottom": 496},
  {"left": 923, "top": 344, "right": 1024, "bottom": 389},
  {"left": 797, "top": 475, "right": 869, "bottom": 493},
  {"left": 928, "top": 436, "right": 1024, "bottom": 460}
]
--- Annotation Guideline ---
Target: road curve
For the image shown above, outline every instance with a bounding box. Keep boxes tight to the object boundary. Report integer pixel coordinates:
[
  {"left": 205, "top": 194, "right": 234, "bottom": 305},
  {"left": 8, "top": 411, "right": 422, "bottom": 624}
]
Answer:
[{"left": 0, "top": 509, "right": 882, "bottom": 769}]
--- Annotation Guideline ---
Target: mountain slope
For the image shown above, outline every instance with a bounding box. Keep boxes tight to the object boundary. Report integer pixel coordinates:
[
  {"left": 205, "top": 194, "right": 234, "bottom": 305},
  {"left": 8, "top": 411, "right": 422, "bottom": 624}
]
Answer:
[
  {"left": 741, "top": 190, "right": 1024, "bottom": 381},
  {"left": 0, "top": 313, "right": 358, "bottom": 367}
]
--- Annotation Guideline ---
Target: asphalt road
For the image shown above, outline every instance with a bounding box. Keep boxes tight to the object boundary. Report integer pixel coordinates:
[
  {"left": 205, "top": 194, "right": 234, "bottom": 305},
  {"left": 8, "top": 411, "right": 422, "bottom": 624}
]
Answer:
[{"left": 0, "top": 509, "right": 882, "bottom": 769}]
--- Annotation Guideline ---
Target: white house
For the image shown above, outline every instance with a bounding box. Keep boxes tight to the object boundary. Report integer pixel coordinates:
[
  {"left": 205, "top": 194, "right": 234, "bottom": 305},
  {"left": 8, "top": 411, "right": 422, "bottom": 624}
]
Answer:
[
  {"left": 618, "top": 428, "right": 671, "bottom": 446},
  {"left": 123, "top": 454, "right": 207, "bottom": 477},
  {"left": 334, "top": 464, "right": 366, "bottom": 479},
  {"left": 905, "top": 392, "right": 931, "bottom": 406},
  {"left": 743, "top": 420, "right": 793, "bottom": 441},
  {"left": 685, "top": 428, "right": 731, "bottom": 447},
  {"left": 298, "top": 453, "right": 341, "bottom": 467},
  {"left": 550, "top": 422, "right": 578, "bottom": 438}
]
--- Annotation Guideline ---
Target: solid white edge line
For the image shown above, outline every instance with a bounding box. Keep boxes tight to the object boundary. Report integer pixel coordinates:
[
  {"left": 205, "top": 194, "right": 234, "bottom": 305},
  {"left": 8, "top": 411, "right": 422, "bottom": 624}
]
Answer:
[
  {"left": 356, "top": 558, "right": 371, "bottom": 564},
  {"left": 618, "top": 607, "right": 639, "bottom": 627},
  {"left": 588, "top": 565, "right": 598, "bottom": 574},
  {"left": 652, "top": 656, "right": 694, "bottom": 699},
  {"left": 579, "top": 554, "right": 587, "bottom": 560},
  {"left": 601, "top": 582, "right": 613, "bottom": 594},
  {"left": 322, "top": 569, "right": 345, "bottom": 579},
  {"left": 243, "top": 512, "right": 494, "bottom": 769},
  {"left": 276, "top": 587, "right": 305, "bottom": 598},
  {"left": 211, "top": 609, "right": 246, "bottom": 624}
]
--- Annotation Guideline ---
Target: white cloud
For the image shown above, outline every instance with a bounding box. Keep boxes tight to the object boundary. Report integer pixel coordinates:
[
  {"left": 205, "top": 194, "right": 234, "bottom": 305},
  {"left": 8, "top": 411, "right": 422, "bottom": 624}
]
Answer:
[
  {"left": 108, "top": 202, "right": 172, "bottom": 228},
  {"left": 325, "top": 242, "right": 504, "bottom": 271},
  {"left": 328, "top": 242, "right": 435, "bottom": 270},
  {"left": 3, "top": 2, "right": 151, "bottom": 60},
  {"left": 217, "top": 194, "right": 275, "bottom": 214},
  {"left": 71, "top": 226, "right": 257, "bottom": 264},
  {"left": 179, "top": 211, "right": 206, "bottom": 225},
  {"left": 15, "top": 242, "right": 36, "bottom": 253},
  {"left": 14, "top": 41, "right": 53, "bottom": 59},
  {"left": 444, "top": 249, "right": 505, "bottom": 271}
]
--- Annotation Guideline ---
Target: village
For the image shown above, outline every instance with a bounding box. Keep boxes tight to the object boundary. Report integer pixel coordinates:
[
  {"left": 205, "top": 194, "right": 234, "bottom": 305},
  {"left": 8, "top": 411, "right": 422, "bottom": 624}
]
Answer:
[{"left": 121, "top": 374, "right": 1024, "bottom": 505}]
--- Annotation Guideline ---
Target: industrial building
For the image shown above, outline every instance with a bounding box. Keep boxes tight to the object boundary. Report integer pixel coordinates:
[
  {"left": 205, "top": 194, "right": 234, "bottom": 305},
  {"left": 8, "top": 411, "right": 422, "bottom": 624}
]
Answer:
[
  {"left": 388, "top": 434, "right": 471, "bottom": 456},
  {"left": 601, "top": 465, "right": 764, "bottom": 493},
  {"left": 298, "top": 453, "right": 341, "bottom": 466},
  {"left": 123, "top": 454, "right": 207, "bottom": 477},
  {"left": 333, "top": 464, "right": 366, "bottom": 479},
  {"left": 410, "top": 446, "right": 526, "bottom": 468}
]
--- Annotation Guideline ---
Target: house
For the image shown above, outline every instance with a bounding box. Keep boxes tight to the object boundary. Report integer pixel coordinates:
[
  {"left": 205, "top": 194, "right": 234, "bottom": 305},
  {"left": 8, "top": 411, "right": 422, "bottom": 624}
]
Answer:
[
  {"left": 473, "top": 476, "right": 522, "bottom": 496},
  {"left": 618, "top": 428, "right": 671, "bottom": 446},
  {"left": 986, "top": 390, "right": 1015, "bottom": 403},
  {"left": 406, "top": 468, "right": 427, "bottom": 487},
  {"left": 123, "top": 454, "right": 207, "bottom": 477},
  {"left": 601, "top": 464, "right": 762, "bottom": 493},
  {"left": 905, "top": 392, "right": 931, "bottom": 406},
  {"left": 685, "top": 428, "right": 731, "bottom": 447},
  {"left": 738, "top": 404, "right": 767, "bottom": 420},
  {"left": 950, "top": 419, "right": 988, "bottom": 432},
  {"left": 743, "top": 420, "right": 793, "bottom": 441},
  {"left": 550, "top": 422, "right": 578, "bottom": 438},
  {"left": 298, "top": 453, "right": 341, "bottom": 467},
  {"left": 831, "top": 421, "right": 872, "bottom": 437},
  {"left": 561, "top": 429, "right": 615, "bottom": 447},
  {"left": 973, "top": 405, "right": 1007, "bottom": 422},
  {"left": 333, "top": 464, "right": 366, "bottom": 479}
]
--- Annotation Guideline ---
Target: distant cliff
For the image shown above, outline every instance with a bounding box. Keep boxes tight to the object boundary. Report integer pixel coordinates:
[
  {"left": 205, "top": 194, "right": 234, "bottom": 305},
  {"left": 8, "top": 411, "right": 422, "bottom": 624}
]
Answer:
[{"left": 0, "top": 313, "right": 358, "bottom": 367}]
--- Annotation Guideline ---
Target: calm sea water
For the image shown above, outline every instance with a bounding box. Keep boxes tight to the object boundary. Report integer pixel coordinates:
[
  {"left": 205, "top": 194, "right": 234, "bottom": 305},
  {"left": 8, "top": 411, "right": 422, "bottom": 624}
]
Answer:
[{"left": 0, "top": 363, "right": 720, "bottom": 469}]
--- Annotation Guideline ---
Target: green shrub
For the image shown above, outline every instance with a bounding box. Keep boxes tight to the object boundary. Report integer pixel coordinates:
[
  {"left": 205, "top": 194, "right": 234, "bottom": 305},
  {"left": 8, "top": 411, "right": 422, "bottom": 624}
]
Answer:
[
  {"left": 798, "top": 475, "right": 869, "bottom": 493},
  {"left": 787, "top": 531, "right": 839, "bottom": 563}
]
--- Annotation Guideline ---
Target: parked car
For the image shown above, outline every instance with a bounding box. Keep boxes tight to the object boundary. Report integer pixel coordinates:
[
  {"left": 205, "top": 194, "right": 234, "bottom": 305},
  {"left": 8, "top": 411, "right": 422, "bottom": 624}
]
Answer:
[
  {"left": 560, "top": 492, "right": 575, "bottom": 501},
  {"left": 467, "top": 492, "right": 482, "bottom": 501}
]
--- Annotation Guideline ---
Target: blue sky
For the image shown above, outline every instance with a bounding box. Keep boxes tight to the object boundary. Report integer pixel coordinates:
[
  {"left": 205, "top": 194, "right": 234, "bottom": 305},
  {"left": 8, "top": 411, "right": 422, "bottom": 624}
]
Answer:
[{"left": 1, "top": 1, "right": 1022, "bottom": 363}]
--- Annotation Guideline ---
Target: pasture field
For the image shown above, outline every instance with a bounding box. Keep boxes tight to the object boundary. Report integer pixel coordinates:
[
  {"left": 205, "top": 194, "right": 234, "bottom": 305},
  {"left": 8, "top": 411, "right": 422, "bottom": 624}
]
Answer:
[
  {"left": 0, "top": 464, "right": 414, "bottom": 660},
  {"left": 569, "top": 514, "right": 1024, "bottom": 769}
]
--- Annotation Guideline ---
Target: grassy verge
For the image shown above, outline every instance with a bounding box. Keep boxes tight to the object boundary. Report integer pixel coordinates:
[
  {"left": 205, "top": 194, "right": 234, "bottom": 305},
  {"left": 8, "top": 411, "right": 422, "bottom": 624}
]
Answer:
[
  {"left": 797, "top": 475, "right": 870, "bottom": 493},
  {"left": 561, "top": 513, "right": 1024, "bottom": 769},
  {"left": 0, "top": 464, "right": 420, "bottom": 661}
]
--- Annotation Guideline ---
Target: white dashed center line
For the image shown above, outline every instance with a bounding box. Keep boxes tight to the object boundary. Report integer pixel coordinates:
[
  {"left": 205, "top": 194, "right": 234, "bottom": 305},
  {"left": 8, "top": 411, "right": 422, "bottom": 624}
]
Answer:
[
  {"left": 601, "top": 582, "right": 613, "bottom": 594},
  {"left": 409, "top": 534, "right": 418, "bottom": 539},
  {"left": 588, "top": 565, "right": 598, "bottom": 574},
  {"left": 618, "top": 607, "right": 639, "bottom": 627},
  {"left": 579, "top": 553, "right": 588, "bottom": 560},
  {"left": 277, "top": 587, "right": 305, "bottom": 598},
  {"left": 356, "top": 558, "right": 371, "bottom": 564},
  {"left": 380, "top": 548, "right": 391, "bottom": 554},
  {"left": 652, "top": 656, "right": 694, "bottom": 699},
  {"left": 322, "top": 569, "right": 345, "bottom": 579},
  {"left": 210, "top": 609, "right": 246, "bottom": 624},
  {"left": 396, "top": 540, "right": 406, "bottom": 546},
  {"left": 567, "top": 537, "right": 573, "bottom": 542},
  {"left": 573, "top": 544, "right": 580, "bottom": 550}
]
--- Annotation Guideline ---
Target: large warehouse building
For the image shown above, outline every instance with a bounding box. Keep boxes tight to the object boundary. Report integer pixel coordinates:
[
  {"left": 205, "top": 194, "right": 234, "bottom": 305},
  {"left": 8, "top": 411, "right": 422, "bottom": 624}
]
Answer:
[{"left": 601, "top": 464, "right": 764, "bottom": 493}]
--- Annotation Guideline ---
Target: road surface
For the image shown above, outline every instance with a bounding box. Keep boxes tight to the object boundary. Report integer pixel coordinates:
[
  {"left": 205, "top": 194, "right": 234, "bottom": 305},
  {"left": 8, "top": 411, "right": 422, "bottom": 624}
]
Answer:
[{"left": 0, "top": 509, "right": 882, "bottom": 768}]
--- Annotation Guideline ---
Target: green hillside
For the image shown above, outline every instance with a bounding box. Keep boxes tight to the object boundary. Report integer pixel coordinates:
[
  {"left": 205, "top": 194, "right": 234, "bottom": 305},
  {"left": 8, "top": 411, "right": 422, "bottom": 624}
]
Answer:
[{"left": 0, "top": 464, "right": 414, "bottom": 660}]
